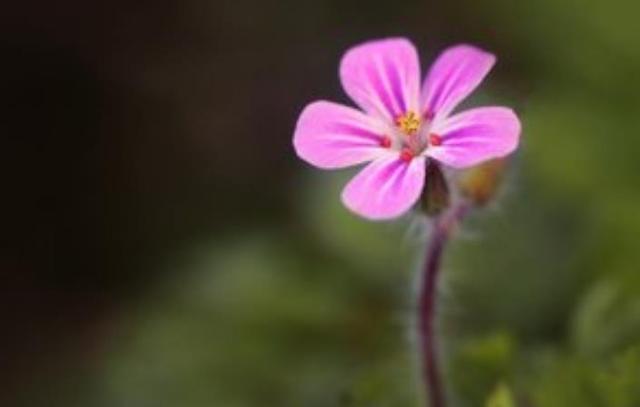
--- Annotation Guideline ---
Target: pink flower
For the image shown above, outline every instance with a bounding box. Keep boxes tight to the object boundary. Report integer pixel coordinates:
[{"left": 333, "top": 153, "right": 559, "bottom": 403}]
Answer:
[{"left": 293, "top": 38, "right": 521, "bottom": 220}]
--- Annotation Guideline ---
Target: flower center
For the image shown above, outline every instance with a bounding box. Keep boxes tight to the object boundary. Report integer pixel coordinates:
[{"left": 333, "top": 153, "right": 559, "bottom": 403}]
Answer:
[
  {"left": 395, "top": 111, "right": 421, "bottom": 135},
  {"left": 380, "top": 111, "right": 442, "bottom": 162}
]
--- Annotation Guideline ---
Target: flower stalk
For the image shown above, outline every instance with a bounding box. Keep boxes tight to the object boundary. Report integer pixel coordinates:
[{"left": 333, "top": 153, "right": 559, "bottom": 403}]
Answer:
[{"left": 418, "top": 202, "right": 471, "bottom": 407}]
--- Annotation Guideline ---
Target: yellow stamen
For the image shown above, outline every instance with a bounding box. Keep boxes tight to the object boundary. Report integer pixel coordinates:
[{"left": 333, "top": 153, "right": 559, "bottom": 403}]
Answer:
[{"left": 395, "top": 111, "right": 421, "bottom": 135}]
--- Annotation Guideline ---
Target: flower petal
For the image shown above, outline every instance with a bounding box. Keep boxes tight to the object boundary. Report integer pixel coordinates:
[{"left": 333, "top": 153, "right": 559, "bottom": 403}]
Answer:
[
  {"left": 293, "top": 101, "right": 390, "bottom": 169},
  {"left": 341, "top": 154, "right": 426, "bottom": 220},
  {"left": 426, "top": 107, "right": 521, "bottom": 168},
  {"left": 340, "top": 38, "right": 421, "bottom": 123},
  {"left": 421, "top": 44, "right": 496, "bottom": 120}
]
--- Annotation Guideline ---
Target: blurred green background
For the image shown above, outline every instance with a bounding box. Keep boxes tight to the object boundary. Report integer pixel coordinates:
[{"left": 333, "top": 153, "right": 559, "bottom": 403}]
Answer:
[{"left": 1, "top": 0, "right": 640, "bottom": 406}]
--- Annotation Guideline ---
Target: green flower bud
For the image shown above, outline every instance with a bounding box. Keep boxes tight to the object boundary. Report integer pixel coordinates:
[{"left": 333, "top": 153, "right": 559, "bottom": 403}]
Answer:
[{"left": 458, "top": 159, "right": 507, "bottom": 207}]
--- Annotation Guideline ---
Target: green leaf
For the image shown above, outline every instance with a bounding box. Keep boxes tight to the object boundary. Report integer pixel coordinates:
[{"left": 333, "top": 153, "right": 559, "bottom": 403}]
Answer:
[{"left": 486, "top": 382, "right": 516, "bottom": 407}]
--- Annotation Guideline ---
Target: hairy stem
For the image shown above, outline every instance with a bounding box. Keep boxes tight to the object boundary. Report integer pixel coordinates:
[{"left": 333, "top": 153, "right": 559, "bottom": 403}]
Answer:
[{"left": 418, "top": 203, "right": 470, "bottom": 407}]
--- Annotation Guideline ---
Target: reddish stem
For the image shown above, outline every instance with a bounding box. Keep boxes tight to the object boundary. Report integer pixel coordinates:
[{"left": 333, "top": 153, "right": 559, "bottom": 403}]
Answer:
[{"left": 418, "top": 203, "right": 470, "bottom": 407}]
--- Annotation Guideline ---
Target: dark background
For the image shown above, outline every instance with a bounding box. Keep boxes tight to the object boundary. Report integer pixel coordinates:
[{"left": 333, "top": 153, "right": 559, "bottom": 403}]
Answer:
[{"left": 2, "top": 0, "right": 640, "bottom": 406}]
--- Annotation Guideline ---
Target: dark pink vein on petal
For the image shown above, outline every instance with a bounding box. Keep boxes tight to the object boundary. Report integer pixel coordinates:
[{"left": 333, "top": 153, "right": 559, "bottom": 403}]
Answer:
[
  {"left": 364, "top": 61, "right": 397, "bottom": 119},
  {"left": 441, "top": 123, "right": 492, "bottom": 142},
  {"left": 329, "top": 123, "right": 383, "bottom": 143},
  {"left": 384, "top": 57, "right": 406, "bottom": 114},
  {"left": 428, "top": 62, "right": 466, "bottom": 116}
]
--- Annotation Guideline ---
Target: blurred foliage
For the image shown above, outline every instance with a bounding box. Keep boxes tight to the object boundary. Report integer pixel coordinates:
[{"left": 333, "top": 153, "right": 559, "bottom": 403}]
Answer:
[
  {"left": 450, "top": 332, "right": 515, "bottom": 404},
  {"left": 485, "top": 382, "right": 515, "bottom": 407},
  {"left": 92, "top": 176, "right": 424, "bottom": 407}
]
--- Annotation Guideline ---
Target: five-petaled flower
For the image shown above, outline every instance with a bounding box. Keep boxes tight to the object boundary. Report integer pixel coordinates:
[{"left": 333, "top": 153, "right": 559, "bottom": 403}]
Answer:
[{"left": 293, "top": 38, "right": 521, "bottom": 220}]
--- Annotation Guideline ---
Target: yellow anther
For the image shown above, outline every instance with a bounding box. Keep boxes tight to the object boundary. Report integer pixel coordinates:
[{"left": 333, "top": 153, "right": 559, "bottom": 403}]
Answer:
[{"left": 395, "top": 111, "right": 421, "bottom": 135}]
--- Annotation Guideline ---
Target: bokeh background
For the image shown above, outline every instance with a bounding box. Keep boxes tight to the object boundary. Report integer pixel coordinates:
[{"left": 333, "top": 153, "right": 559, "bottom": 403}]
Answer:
[{"left": 2, "top": 0, "right": 640, "bottom": 406}]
